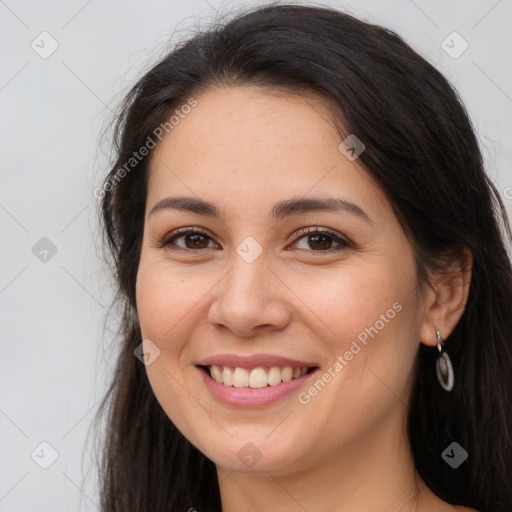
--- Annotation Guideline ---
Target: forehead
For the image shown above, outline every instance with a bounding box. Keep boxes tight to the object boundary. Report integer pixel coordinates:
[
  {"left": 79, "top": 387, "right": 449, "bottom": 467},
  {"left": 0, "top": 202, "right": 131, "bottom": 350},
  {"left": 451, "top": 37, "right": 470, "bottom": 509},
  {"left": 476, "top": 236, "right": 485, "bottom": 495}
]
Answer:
[{"left": 147, "top": 86, "right": 391, "bottom": 220}]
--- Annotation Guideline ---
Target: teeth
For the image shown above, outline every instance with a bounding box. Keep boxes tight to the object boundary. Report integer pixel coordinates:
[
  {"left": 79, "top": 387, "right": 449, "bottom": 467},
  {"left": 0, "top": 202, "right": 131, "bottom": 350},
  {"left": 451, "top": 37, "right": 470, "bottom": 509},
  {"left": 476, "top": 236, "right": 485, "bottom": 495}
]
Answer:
[
  {"left": 211, "top": 365, "right": 223, "bottom": 383},
  {"left": 249, "top": 368, "right": 268, "bottom": 388},
  {"left": 232, "top": 367, "right": 249, "bottom": 388},
  {"left": 222, "top": 366, "right": 233, "bottom": 386},
  {"left": 208, "top": 365, "right": 310, "bottom": 388},
  {"left": 281, "top": 367, "right": 293, "bottom": 382},
  {"left": 268, "top": 366, "right": 282, "bottom": 386}
]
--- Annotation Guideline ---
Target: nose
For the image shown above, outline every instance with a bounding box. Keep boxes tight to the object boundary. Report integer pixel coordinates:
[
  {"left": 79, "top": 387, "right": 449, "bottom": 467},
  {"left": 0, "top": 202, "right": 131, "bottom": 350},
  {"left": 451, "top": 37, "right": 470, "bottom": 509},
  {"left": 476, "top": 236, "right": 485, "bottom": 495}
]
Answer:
[{"left": 207, "top": 255, "right": 292, "bottom": 338}]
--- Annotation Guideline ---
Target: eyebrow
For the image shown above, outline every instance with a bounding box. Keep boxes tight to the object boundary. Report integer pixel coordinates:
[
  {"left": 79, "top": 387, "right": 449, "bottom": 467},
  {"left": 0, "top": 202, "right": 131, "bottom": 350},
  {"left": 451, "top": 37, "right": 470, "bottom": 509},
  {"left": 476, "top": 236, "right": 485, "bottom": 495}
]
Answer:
[{"left": 148, "top": 196, "right": 373, "bottom": 224}]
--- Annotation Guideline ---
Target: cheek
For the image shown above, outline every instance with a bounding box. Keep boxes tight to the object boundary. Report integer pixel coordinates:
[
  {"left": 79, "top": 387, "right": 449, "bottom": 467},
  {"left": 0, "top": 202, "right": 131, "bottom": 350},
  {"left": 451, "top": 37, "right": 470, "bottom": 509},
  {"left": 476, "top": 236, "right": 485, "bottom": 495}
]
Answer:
[
  {"left": 135, "top": 262, "right": 212, "bottom": 449},
  {"left": 290, "top": 258, "right": 419, "bottom": 401},
  {"left": 292, "top": 272, "right": 418, "bottom": 452},
  {"left": 135, "top": 261, "right": 191, "bottom": 341},
  {"left": 288, "top": 261, "right": 408, "bottom": 345}
]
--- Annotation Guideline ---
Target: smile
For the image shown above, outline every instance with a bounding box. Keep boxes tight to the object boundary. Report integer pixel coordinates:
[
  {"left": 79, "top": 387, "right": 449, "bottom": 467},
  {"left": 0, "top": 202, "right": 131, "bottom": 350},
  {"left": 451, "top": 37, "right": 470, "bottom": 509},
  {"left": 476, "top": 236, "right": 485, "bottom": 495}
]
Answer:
[
  {"left": 197, "top": 364, "right": 319, "bottom": 407},
  {"left": 205, "top": 365, "right": 313, "bottom": 388}
]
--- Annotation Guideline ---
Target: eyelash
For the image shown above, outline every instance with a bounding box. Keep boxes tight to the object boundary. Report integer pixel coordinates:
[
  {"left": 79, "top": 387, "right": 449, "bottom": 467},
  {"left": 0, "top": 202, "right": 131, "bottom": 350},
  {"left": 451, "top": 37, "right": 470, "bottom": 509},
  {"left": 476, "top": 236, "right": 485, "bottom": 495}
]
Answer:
[{"left": 157, "top": 226, "right": 351, "bottom": 254}]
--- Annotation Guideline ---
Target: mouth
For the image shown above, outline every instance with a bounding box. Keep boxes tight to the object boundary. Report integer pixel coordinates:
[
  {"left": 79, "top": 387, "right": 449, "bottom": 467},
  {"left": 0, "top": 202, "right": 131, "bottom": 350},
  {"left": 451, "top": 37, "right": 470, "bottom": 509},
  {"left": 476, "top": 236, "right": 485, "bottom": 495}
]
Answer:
[
  {"left": 198, "top": 364, "right": 319, "bottom": 388},
  {"left": 195, "top": 354, "right": 320, "bottom": 406}
]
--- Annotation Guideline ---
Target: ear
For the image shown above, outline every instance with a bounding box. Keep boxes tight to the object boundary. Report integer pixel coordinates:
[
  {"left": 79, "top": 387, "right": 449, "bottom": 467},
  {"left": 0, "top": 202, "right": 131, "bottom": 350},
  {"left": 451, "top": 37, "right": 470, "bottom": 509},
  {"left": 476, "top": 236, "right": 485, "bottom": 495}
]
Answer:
[{"left": 418, "top": 246, "right": 473, "bottom": 347}]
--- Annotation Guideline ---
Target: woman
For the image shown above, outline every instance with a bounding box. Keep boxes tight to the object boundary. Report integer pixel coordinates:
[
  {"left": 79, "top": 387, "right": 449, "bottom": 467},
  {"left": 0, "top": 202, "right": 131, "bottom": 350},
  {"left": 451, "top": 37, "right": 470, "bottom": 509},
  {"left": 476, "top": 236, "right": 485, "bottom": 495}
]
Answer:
[{"left": 93, "top": 4, "right": 512, "bottom": 511}]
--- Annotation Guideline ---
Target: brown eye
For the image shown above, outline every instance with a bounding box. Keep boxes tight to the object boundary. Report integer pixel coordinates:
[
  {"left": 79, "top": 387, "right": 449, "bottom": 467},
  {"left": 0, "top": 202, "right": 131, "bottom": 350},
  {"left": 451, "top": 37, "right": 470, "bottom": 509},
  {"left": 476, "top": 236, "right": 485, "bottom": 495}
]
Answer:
[
  {"left": 180, "top": 233, "right": 211, "bottom": 249},
  {"left": 289, "top": 227, "right": 351, "bottom": 253},
  {"left": 158, "top": 226, "right": 351, "bottom": 254},
  {"left": 159, "top": 229, "right": 217, "bottom": 251}
]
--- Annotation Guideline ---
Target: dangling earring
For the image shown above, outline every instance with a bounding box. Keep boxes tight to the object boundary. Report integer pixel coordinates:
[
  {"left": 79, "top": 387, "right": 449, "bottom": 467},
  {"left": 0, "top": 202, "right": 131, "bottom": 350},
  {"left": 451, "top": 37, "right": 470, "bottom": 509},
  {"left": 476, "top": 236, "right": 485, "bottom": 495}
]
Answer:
[{"left": 435, "top": 330, "right": 454, "bottom": 391}]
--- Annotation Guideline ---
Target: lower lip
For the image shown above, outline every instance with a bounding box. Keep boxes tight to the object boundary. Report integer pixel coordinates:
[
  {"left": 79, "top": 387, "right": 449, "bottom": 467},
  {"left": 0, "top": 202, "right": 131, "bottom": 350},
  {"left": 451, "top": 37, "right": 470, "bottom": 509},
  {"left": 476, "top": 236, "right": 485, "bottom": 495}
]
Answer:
[{"left": 198, "top": 366, "right": 318, "bottom": 407}]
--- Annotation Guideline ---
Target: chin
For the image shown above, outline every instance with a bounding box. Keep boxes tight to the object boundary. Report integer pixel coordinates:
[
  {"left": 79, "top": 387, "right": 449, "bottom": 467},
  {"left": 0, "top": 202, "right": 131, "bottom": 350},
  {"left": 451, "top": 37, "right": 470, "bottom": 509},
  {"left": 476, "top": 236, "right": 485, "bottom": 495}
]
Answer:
[{"left": 196, "top": 432, "right": 307, "bottom": 474}]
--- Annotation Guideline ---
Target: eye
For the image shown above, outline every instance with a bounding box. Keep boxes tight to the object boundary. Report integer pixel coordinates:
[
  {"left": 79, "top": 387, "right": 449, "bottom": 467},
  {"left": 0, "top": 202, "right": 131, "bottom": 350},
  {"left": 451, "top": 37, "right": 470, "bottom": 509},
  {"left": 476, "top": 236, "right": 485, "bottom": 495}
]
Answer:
[
  {"left": 287, "top": 226, "right": 351, "bottom": 253},
  {"left": 158, "top": 227, "right": 218, "bottom": 251},
  {"left": 157, "top": 226, "right": 351, "bottom": 253}
]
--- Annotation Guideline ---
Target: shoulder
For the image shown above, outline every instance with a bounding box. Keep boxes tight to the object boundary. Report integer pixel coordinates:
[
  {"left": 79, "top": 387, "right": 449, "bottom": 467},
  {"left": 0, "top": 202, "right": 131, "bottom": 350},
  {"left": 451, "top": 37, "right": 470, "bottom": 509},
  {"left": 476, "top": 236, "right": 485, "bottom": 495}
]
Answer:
[{"left": 453, "top": 506, "right": 481, "bottom": 512}]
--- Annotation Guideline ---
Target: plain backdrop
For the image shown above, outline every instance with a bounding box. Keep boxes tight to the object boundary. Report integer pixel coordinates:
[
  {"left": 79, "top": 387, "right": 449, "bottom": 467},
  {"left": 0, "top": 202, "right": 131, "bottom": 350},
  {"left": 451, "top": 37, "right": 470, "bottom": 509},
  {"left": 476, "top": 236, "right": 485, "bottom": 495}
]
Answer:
[{"left": 1, "top": 0, "right": 511, "bottom": 510}]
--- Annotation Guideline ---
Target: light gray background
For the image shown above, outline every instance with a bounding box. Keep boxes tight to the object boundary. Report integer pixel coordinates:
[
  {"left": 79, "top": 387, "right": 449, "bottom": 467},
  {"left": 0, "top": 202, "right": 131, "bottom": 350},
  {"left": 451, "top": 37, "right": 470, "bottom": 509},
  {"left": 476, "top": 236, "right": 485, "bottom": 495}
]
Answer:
[{"left": 1, "top": 0, "right": 510, "bottom": 510}]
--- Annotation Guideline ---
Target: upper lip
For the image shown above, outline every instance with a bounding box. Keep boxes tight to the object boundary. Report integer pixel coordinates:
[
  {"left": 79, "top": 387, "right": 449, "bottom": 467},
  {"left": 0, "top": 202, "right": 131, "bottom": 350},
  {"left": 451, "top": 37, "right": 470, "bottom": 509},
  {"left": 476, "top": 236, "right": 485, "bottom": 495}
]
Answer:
[{"left": 197, "top": 353, "right": 318, "bottom": 370}]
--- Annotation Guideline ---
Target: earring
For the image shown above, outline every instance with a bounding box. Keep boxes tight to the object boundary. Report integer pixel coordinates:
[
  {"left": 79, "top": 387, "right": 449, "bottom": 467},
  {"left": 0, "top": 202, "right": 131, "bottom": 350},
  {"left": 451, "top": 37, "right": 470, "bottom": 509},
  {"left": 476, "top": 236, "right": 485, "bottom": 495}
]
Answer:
[{"left": 435, "top": 330, "right": 454, "bottom": 392}]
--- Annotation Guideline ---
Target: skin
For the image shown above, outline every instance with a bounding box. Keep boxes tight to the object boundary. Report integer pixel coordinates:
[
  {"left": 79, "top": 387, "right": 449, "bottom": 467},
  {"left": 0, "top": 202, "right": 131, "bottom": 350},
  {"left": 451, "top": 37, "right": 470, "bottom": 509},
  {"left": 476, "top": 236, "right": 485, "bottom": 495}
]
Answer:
[{"left": 135, "top": 86, "right": 475, "bottom": 511}]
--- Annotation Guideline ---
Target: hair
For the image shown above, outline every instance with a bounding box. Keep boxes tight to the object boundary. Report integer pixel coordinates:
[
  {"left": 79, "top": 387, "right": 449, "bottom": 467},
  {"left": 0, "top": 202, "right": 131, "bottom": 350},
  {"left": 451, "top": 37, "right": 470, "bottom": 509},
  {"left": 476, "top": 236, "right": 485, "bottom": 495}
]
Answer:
[{"left": 93, "top": 3, "right": 512, "bottom": 511}]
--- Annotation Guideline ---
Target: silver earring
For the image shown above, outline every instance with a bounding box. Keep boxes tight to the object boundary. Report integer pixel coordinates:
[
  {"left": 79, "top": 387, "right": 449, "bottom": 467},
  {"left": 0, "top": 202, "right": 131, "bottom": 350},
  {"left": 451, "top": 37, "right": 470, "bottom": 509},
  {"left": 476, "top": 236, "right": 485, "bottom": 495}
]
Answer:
[{"left": 435, "top": 330, "right": 454, "bottom": 392}]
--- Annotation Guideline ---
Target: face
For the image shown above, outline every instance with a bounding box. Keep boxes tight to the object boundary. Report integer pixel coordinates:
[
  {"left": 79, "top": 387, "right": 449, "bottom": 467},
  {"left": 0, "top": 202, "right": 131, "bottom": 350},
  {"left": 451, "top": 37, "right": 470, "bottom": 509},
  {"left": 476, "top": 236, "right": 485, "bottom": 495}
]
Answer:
[{"left": 135, "top": 86, "right": 425, "bottom": 475}]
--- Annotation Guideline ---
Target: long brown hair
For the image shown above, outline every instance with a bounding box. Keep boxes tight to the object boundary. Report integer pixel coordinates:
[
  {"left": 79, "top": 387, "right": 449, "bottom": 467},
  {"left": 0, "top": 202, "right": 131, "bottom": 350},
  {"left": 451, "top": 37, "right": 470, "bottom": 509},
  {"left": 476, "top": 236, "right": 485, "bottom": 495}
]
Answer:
[{"left": 92, "top": 4, "right": 512, "bottom": 510}]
